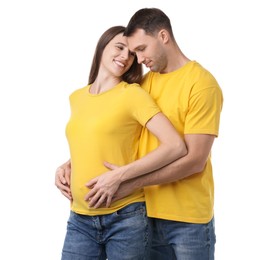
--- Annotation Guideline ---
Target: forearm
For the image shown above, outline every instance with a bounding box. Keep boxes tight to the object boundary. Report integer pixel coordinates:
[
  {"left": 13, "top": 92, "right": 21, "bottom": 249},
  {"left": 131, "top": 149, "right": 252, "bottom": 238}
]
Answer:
[
  {"left": 130, "top": 153, "right": 204, "bottom": 189},
  {"left": 131, "top": 134, "right": 215, "bottom": 187},
  {"left": 86, "top": 134, "right": 215, "bottom": 207},
  {"left": 115, "top": 112, "right": 187, "bottom": 183},
  {"left": 118, "top": 142, "right": 186, "bottom": 183},
  {"left": 85, "top": 145, "right": 186, "bottom": 207}
]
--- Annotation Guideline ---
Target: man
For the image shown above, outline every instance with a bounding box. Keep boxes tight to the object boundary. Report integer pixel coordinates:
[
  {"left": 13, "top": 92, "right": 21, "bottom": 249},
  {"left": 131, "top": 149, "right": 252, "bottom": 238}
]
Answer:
[{"left": 55, "top": 8, "right": 223, "bottom": 259}]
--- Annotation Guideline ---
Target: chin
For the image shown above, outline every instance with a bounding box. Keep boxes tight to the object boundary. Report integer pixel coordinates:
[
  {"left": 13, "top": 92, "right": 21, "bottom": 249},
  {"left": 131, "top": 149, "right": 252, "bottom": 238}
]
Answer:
[{"left": 149, "top": 67, "right": 157, "bottom": 72}]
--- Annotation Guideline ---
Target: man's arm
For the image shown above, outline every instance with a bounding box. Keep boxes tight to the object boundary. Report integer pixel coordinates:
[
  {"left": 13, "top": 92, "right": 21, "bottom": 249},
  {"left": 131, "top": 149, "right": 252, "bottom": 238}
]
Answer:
[
  {"left": 85, "top": 112, "right": 187, "bottom": 208},
  {"left": 55, "top": 159, "right": 72, "bottom": 200},
  {"left": 110, "top": 134, "right": 215, "bottom": 202}
]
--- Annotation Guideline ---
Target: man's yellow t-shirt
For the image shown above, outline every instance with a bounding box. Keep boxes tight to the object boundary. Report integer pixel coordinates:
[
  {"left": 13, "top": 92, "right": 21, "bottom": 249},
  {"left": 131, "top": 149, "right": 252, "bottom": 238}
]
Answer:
[
  {"left": 66, "top": 81, "right": 160, "bottom": 215},
  {"left": 139, "top": 61, "right": 223, "bottom": 223}
]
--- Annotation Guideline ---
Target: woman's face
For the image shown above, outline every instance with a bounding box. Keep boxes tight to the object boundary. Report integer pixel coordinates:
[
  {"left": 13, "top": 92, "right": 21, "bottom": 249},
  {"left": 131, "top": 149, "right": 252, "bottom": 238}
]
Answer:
[{"left": 101, "top": 33, "right": 135, "bottom": 77}]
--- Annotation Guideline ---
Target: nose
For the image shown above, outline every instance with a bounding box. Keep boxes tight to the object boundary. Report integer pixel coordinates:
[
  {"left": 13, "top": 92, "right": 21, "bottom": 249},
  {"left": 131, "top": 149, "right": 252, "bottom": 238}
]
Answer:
[
  {"left": 136, "top": 53, "right": 144, "bottom": 64},
  {"left": 121, "top": 50, "right": 130, "bottom": 60}
]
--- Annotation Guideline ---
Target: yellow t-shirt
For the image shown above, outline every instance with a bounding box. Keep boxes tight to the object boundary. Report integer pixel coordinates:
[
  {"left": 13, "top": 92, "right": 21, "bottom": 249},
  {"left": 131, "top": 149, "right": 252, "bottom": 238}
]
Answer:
[
  {"left": 66, "top": 81, "right": 160, "bottom": 215},
  {"left": 139, "top": 61, "right": 223, "bottom": 223}
]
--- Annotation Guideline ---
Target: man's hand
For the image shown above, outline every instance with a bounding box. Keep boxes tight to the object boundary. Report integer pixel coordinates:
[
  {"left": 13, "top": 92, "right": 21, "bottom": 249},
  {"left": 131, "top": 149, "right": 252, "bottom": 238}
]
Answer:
[
  {"left": 85, "top": 162, "right": 121, "bottom": 208},
  {"left": 85, "top": 162, "right": 138, "bottom": 208},
  {"left": 55, "top": 160, "right": 72, "bottom": 200}
]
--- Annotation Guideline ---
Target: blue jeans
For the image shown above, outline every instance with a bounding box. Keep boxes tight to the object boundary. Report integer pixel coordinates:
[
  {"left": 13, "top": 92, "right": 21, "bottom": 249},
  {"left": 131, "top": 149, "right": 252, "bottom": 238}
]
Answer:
[
  {"left": 61, "top": 202, "right": 152, "bottom": 260},
  {"left": 150, "top": 217, "right": 216, "bottom": 260}
]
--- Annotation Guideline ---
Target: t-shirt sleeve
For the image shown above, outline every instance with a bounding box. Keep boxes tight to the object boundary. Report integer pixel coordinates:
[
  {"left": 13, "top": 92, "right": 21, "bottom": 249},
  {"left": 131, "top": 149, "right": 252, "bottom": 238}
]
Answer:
[
  {"left": 128, "top": 85, "right": 161, "bottom": 126},
  {"left": 185, "top": 85, "right": 223, "bottom": 136}
]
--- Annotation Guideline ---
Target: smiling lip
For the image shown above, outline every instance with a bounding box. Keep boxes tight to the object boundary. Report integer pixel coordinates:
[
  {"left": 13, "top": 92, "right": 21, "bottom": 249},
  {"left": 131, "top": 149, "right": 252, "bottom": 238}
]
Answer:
[{"left": 114, "top": 60, "right": 125, "bottom": 67}]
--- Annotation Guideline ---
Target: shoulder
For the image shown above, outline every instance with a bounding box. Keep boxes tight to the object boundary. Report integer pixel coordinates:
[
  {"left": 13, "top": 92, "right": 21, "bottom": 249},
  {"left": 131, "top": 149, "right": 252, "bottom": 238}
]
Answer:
[
  {"left": 121, "top": 81, "right": 140, "bottom": 89},
  {"left": 120, "top": 81, "right": 156, "bottom": 104},
  {"left": 69, "top": 85, "right": 89, "bottom": 99},
  {"left": 121, "top": 82, "right": 149, "bottom": 95},
  {"left": 188, "top": 61, "right": 222, "bottom": 93},
  {"left": 190, "top": 62, "right": 218, "bottom": 83}
]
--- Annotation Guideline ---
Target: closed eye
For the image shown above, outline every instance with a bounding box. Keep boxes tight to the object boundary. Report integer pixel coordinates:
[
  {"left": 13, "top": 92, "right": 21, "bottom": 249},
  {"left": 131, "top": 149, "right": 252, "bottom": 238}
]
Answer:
[{"left": 116, "top": 45, "right": 124, "bottom": 51}]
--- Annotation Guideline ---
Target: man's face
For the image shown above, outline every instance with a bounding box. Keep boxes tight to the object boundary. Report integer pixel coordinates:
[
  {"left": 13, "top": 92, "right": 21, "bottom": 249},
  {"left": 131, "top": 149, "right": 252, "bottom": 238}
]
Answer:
[
  {"left": 127, "top": 29, "right": 164, "bottom": 72},
  {"left": 127, "top": 29, "right": 157, "bottom": 68}
]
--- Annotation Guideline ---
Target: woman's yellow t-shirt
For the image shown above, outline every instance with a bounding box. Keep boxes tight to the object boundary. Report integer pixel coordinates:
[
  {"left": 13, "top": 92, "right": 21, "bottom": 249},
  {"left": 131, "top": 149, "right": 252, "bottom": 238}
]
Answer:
[{"left": 66, "top": 81, "right": 160, "bottom": 215}]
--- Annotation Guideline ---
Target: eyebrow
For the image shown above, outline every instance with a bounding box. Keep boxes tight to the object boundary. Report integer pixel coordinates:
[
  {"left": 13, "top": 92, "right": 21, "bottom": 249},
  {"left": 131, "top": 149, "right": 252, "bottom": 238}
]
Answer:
[
  {"left": 115, "top": 42, "right": 127, "bottom": 46},
  {"left": 132, "top": 44, "right": 145, "bottom": 51}
]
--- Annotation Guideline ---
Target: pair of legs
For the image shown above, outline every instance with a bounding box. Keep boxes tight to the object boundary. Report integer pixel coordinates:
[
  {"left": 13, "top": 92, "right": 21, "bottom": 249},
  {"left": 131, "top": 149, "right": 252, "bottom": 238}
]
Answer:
[
  {"left": 62, "top": 204, "right": 216, "bottom": 260},
  {"left": 149, "top": 217, "right": 216, "bottom": 260},
  {"left": 61, "top": 202, "right": 152, "bottom": 260}
]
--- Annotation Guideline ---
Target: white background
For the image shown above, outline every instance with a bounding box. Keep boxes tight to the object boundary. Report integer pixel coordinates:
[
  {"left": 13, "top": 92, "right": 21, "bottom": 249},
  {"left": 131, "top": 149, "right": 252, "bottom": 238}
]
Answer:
[{"left": 0, "top": 0, "right": 255, "bottom": 259}]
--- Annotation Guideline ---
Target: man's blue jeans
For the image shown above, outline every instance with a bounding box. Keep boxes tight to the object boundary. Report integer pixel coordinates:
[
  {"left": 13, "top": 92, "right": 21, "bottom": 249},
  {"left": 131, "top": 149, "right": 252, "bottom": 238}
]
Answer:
[
  {"left": 61, "top": 202, "right": 152, "bottom": 260},
  {"left": 149, "top": 217, "right": 216, "bottom": 260}
]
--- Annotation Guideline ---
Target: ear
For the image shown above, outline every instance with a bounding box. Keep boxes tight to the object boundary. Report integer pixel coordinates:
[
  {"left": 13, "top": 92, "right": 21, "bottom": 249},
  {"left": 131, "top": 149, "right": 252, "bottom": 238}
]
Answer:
[{"left": 158, "top": 29, "right": 169, "bottom": 44}]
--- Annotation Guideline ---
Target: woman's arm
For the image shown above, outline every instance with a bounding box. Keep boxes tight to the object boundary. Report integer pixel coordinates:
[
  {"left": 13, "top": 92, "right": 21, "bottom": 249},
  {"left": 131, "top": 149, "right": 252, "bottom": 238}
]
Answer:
[{"left": 85, "top": 112, "right": 187, "bottom": 208}]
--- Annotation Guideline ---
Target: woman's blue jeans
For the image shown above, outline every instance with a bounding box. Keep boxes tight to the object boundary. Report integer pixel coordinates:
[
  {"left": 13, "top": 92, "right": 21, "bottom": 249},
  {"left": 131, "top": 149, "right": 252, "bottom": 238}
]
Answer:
[{"left": 61, "top": 202, "right": 152, "bottom": 260}]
